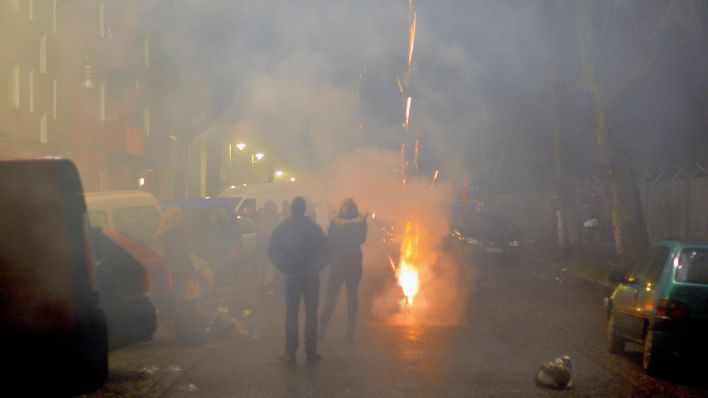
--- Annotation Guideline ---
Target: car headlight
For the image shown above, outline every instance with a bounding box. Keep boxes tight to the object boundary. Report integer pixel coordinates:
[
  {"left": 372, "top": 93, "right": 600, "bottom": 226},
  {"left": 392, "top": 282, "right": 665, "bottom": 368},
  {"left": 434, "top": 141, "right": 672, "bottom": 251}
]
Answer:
[
  {"left": 466, "top": 238, "right": 479, "bottom": 245},
  {"left": 508, "top": 240, "right": 520, "bottom": 247}
]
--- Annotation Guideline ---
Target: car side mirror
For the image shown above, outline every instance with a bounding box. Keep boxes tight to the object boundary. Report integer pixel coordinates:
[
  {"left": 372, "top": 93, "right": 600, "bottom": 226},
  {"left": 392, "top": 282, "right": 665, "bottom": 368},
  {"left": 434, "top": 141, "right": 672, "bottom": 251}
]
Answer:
[{"left": 607, "top": 270, "right": 627, "bottom": 284}]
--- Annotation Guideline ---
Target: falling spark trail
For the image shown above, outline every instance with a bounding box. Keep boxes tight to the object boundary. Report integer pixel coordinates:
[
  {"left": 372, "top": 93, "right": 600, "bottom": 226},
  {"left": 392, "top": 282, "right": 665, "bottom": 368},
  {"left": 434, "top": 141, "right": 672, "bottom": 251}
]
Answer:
[
  {"left": 403, "top": 96, "right": 412, "bottom": 129},
  {"left": 396, "top": 77, "right": 405, "bottom": 97},
  {"left": 430, "top": 169, "right": 440, "bottom": 188},
  {"left": 406, "top": 0, "right": 417, "bottom": 84},
  {"left": 414, "top": 139, "right": 421, "bottom": 173},
  {"left": 400, "top": 143, "right": 408, "bottom": 186}
]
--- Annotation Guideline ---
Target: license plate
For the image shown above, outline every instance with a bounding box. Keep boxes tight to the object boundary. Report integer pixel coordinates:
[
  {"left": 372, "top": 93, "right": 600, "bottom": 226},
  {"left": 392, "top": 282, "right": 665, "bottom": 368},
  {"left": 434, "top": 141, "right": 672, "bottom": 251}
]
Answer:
[{"left": 485, "top": 247, "right": 503, "bottom": 254}]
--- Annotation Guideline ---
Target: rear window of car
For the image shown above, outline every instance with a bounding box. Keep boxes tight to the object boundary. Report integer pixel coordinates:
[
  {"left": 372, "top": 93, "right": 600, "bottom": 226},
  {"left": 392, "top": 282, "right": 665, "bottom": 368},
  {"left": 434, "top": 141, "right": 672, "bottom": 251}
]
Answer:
[
  {"left": 675, "top": 248, "right": 708, "bottom": 284},
  {"left": 88, "top": 210, "right": 109, "bottom": 229},
  {"left": 113, "top": 206, "right": 161, "bottom": 243}
]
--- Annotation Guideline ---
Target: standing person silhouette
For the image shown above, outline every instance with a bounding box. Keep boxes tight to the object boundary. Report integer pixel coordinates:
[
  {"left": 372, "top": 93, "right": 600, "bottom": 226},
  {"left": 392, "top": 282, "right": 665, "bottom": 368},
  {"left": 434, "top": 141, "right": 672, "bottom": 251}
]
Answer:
[
  {"left": 268, "top": 196, "right": 329, "bottom": 364},
  {"left": 319, "top": 198, "right": 367, "bottom": 343}
]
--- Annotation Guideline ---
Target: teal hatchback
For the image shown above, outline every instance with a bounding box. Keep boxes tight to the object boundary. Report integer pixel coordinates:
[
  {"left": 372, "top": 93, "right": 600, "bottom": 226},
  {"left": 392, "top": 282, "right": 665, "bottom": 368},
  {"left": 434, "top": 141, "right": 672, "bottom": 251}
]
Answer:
[{"left": 605, "top": 240, "right": 708, "bottom": 375}]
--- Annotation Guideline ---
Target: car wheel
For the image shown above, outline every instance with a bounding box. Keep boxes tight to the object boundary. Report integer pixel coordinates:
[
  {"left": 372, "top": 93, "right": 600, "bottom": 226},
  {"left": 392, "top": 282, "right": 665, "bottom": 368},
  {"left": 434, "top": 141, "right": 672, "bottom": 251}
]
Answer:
[
  {"left": 642, "top": 329, "right": 666, "bottom": 375},
  {"left": 607, "top": 314, "right": 625, "bottom": 354}
]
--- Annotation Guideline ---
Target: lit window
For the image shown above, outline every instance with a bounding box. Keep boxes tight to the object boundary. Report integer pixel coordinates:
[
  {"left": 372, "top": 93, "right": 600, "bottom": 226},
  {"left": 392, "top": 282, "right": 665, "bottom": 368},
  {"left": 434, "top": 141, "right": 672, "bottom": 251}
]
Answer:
[
  {"left": 99, "top": 83, "right": 106, "bottom": 121},
  {"left": 39, "top": 33, "right": 47, "bottom": 74},
  {"left": 52, "top": 0, "right": 57, "bottom": 33},
  {"left": 52, "top": 80, "right": 57, "bottom": 119},
  {"left": 29, "top": 69, "right": 34, "bottom": 112},
  {"left": 40, "top": 111, "right": 47, "bottom": 143},
  {"left": 98, "top": 0, "right": 105, "bottom": 38},
  {"left": 144, "top": 105, "right": 150, "bottom": 136},
  {"left": 8, "top": 63, "right": 20, "bottom": 108},
  {"left": 143, "top": 36, "right": 150, "bottom": 67}
]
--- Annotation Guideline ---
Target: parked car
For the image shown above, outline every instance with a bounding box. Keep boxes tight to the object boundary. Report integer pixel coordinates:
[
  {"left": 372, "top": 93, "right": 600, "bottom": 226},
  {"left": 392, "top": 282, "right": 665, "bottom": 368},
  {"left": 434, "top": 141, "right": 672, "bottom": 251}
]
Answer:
[
  {"left": 88, "top": 227, "right": 157, "bottom": 350},
  {"left": 448, "top": 212, "right": 521, "bottom": 266},
  {"left": 605, "top": 239, "right": 708, "bottom": 375},
  {"left": 160, "top": 198, "right": 244, "bottom": 281},
  {"left": 0, "top": 158, "right": 108, "bottom": 395},
  {"left": 102, "top": 228, "right": 174, "bottom": 319},
  {"left": 85, "top": 190, "right": 163, "bottom": 255}
]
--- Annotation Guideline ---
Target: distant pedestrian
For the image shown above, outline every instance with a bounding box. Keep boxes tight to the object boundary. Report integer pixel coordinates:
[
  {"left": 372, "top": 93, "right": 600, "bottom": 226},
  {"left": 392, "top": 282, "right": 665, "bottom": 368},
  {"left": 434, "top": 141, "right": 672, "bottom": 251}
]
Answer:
[
  {"left": 268, "top": 196, "right": 329, "bottom": 363},
  {"left": 319, "top": 198, "right": 368, "bottom": 344},
  {"left": 255, "top": 201, "right": 278, "bottom": 293},
  {"left": 279, "top": 199, "right": 291, "bottom": 221}
]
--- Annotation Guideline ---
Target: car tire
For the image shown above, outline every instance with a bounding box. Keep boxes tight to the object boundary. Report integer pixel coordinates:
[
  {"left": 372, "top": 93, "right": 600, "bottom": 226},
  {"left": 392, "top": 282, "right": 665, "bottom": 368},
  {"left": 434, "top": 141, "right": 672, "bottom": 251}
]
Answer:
[
  {"left": 607, "top": 314, "right": 625, "bottom": 354},
  {"left": 642, "top": 329, "right": 666, "bottom": 375}
]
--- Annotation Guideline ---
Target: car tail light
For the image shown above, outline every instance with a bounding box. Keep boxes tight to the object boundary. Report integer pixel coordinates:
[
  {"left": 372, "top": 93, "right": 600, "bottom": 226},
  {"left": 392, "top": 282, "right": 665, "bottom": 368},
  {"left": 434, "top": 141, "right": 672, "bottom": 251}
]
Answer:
[
  {"left": 83, "top": 216, "right": 96, "bottom": 287},
  {"left": 142, "top": 273, "right": 152, "bottom": 295},
  {"left": 656, "top": 299, "right": 687, "bottom": 319}
]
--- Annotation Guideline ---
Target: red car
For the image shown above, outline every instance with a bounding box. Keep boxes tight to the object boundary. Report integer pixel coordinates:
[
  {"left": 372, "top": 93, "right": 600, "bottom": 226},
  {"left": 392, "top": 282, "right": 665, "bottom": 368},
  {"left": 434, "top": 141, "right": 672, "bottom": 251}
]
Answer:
[{"left": 102, "top": 228, "right": 175, "bottom": 318}]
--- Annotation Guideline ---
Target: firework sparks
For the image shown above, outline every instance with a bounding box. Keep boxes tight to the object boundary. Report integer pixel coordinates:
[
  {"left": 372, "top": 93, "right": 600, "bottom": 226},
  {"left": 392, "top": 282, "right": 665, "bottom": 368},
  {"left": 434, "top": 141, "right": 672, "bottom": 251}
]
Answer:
[
  {"left": 430, "top": 169, "right": 440, "bottom": 188},
  {"left": 414, "top": 139, "right": 421, "bottom": 173},
  {"left": 403, "top": 96, "right": 412, "bottom": 129},
  {"left": 406, "top": 0, "right": 417, "bottom": 82},
  {"left": 400, "top": 143, "right": 408, "bottom": 186}
]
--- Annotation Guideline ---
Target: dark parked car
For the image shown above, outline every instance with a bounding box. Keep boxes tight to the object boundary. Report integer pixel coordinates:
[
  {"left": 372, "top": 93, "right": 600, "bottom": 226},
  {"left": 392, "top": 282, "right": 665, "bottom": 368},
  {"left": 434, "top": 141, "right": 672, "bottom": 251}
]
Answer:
[
  {"left": 0, "top": 158, "right": 108, "bottom": 395},
  {"left": 102, "top": 228, "right": 174, "bottom": 319},
  {"left": 448, "top": 212, "right": 521, "bottom": 266},
  {"left": 89, "top": 227, "right": 157, "bottom": 350},
  {"left": 605, "top": 239, "right": 708, "bottom": 375}
]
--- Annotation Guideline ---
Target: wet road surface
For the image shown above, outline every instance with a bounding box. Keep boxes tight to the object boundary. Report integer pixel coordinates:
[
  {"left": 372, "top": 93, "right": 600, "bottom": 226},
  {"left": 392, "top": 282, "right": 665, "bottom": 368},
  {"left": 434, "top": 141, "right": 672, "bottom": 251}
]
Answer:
[{"left": 83, "top": 253, "right": 708, "bottom": 397}]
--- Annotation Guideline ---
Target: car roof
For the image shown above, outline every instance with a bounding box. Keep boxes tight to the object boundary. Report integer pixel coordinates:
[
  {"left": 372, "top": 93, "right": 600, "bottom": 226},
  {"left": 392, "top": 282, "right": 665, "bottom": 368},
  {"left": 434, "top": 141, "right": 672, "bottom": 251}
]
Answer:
[
  {"left": 160, "top": 197, "right": 233, "bottom": 209},
  {"left": 657, "top": 239, "right": 708, "bottom": 248}
]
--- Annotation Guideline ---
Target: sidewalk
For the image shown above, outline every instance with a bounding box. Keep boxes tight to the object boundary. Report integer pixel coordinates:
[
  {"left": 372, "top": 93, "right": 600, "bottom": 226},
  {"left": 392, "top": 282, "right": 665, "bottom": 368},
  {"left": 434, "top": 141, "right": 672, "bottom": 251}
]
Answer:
[{"left": 527, "top": 244, "right": 618, "bottom": 289}]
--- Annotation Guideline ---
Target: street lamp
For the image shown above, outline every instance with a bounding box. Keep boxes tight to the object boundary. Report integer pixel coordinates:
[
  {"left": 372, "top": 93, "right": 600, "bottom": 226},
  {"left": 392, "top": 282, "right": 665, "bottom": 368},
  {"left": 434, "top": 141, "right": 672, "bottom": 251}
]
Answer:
[
  {"left": 274, "top": 170, "right": 284, "bottom": 178},
  {"left": 235, "top": 143, "right": 246, "bottom": 151},
  {"left": 254, "top": 152, "right": 264, "bottom": 161}
]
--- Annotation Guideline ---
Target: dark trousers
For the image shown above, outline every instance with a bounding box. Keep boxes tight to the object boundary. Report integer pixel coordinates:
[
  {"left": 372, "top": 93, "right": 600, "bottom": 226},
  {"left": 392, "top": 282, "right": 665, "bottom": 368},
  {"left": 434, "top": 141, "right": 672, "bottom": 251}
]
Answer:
[
  {"left": 320, "top": 264, "right": 362, "bottom": 341},
  {"left": 284, "top": 275, "right": 319, "bottom": 357}
]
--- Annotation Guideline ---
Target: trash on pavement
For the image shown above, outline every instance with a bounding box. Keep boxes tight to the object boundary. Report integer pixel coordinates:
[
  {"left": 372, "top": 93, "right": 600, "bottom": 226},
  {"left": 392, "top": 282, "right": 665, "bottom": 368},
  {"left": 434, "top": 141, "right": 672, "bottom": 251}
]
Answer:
[{"left": 535, "top": 355, "right": 573, "bottom": 389}]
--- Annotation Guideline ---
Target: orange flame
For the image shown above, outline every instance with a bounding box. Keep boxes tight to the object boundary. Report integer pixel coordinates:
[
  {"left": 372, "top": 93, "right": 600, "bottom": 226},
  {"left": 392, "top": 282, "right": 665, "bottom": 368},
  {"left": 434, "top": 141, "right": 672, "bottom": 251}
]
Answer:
[{"left": 397, "top": 221, "right": 421, "bottom": 306}]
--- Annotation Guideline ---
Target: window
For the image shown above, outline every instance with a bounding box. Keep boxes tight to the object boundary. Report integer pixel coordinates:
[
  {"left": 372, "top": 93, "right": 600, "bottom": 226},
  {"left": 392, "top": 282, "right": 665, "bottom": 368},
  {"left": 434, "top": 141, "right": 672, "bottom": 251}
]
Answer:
[
  {"left": 39, "top": 111, "right": 47, "bottom": 143},
  {"left": 143, "top": 105, "right": 150, "bottom": 136},
  {"left": 99, "top": 83, "right": 105, "bottom": 121},
  {"left": 143, "top": 36, "right": 150, "bottom": 67},
  {"left": 28, "top": 69, "right": 34, "bottom": 112},
  {"left": 7, "top": 63, "right": 20, "bottom": 108},
  {"left": 98, "top": 0, "right": 105, "bottom": 38},
  {"left": 641, "top": 245, "right": 672, "bottom": 284},
  {"left": 39, "top": 33, "right": 47, "bottom": 74},
  {"left": 52, "top": 0, "right": 57, "bottom": 33},
  {"left": 88, "top": 210, "right": 110, "bottom": 229},
  {"left": 52, "top": 80, "right": 57, "bottom": 119},
  {"left": 113, "top": 207, "right": 161, "bottom": 244},
  {"left": 675, "top": 249, "right": 708, "bottom": 284}
]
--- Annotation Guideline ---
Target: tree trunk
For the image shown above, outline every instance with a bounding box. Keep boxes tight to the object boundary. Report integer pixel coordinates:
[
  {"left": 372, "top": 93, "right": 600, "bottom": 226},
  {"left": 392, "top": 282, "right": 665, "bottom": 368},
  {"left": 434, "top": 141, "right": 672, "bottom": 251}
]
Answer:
[{"left": 593, "top": 93, "right": 649, "bottom": 271}]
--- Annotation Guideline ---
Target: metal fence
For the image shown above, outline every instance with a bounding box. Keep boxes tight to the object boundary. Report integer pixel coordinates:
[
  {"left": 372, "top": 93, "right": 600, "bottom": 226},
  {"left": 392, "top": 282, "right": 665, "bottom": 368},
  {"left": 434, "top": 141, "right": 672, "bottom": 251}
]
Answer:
[
  {"left": 498, "top": 162, "right": 708, "bottom": 248},
  {"left": 638, "top": 164, "right": 708, "bottom": 242}
]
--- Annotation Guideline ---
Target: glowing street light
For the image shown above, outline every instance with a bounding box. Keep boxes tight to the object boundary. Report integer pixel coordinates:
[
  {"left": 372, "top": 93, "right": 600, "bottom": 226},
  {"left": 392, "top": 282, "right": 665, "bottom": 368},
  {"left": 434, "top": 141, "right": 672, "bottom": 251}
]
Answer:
[
  {"left": 254, "top": 152, "right": 265, "bottom": 161},
  {"left": 235, "top": 143, "right": 246, "bottom": 151},
  {"left": 274, "top": 170, "right": 284, "bottom": 178},
  {"left": 289, "top": 177, "right": 296, "bottom": 183}
]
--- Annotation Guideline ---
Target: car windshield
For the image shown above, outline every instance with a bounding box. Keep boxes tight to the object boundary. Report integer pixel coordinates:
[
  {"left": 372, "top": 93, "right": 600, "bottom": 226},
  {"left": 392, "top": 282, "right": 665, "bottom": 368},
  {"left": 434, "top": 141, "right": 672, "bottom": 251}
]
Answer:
[{"left": 675, "top": 249, "right": 708, "bottom": 284}]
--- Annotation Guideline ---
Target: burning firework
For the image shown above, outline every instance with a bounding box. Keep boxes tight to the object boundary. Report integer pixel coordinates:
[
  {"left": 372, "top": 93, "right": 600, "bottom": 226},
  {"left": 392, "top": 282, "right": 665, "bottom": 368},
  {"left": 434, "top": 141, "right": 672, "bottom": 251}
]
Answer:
[{"left": 388, "top": 221, "right": 422, "bottom": 307}]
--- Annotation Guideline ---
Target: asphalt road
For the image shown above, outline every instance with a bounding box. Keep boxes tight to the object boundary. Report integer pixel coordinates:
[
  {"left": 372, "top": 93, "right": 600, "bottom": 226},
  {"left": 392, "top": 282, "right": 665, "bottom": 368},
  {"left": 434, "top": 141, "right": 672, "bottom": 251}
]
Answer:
[{"left": 83, "top": 251, "right": 708, "bottom": 398}]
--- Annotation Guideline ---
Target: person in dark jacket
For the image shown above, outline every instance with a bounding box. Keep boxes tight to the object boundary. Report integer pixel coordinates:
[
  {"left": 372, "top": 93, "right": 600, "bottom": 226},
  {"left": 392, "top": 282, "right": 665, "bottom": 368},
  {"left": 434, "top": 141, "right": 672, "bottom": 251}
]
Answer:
[
  {"left": 319, "top": 198, "right": 367, "bottom": 343},
  {"left": 268, "top": 196, "right": 329, "bottom": 363}
]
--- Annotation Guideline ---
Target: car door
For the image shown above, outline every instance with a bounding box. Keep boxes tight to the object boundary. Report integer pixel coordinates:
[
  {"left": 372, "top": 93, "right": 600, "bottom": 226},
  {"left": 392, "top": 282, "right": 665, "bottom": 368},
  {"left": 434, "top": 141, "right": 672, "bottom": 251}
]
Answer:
[
  {"left": 615, "top": 245, "right": 672, "bottom": 341},
  {"left": 633, "top": 245, "right": 672, "bottom": 331}
]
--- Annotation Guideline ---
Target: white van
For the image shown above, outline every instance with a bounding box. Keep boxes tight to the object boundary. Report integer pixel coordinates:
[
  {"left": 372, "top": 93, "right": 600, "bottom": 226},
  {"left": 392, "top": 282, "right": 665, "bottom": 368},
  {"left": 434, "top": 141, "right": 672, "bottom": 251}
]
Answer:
[
  {"left": 84, "top": 190, "right": 163, "bottom": 254},
  {"left": 219, "top": 181, "right": 329, "bottom": 228}
]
